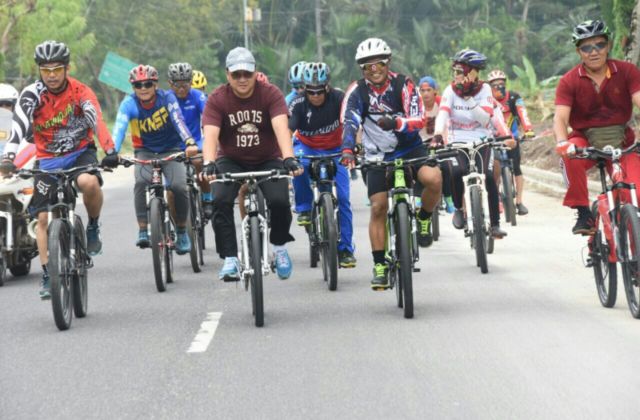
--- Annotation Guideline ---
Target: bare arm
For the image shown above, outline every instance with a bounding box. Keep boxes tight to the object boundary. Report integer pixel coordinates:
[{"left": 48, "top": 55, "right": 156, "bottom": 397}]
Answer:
[
  {"left": 553, "top": 105, "right": 571, "bottom": 142},
  {"left": 632, "top": 91, "right": 640, "bottom": 111},
  {"left": 272, "top": 114, "right": 293, "bottom": 159},
  {"left": 203, "top": 124, "right": 220, "bottom": 162}
]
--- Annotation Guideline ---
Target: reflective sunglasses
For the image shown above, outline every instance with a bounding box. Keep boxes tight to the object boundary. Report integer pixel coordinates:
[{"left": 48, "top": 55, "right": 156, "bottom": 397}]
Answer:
[
  {"left": 170, "top": 80, "right": 191, "bottom": 89},
  {"left": 39, "top": 65, "right": 65, "bottom": 76},
  {"left": 132, "top": 81, "right": 155, "bottom": 89},
  {"left": 360, "top": 59, "right": 389, "bottom": 71},
  {"left": 306, "top": 88, "right": 326, "bottom": 96},
  {"left": 490, "top": 83, "right": 506, "bottom": 89},
  {"left": 230, "top": 70, "right": 254, "bottom": 80},
  {"left": 579, "top": 41, "right": 608, "bottom": 54}
]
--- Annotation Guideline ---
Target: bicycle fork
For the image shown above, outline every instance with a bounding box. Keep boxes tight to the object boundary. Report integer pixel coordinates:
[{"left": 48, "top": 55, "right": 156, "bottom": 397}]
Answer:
[{"left": 462, "top": 173, "right": 485, "bottom": 236}]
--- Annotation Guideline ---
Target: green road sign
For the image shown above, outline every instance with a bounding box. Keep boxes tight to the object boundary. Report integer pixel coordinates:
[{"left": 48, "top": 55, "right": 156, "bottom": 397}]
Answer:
[{"left": 98, "top": 52, "right": 138, "bottom": 94}]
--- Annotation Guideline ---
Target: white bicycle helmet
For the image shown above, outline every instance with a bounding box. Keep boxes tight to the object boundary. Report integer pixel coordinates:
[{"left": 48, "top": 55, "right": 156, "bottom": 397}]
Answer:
[
  {"left": 0, "top": 83, "right": 19, "bottom": 105},
  {"left": 487, "top": 69, "right": 507, "bottom": 83},
  {"left": 355, "top": 38, "right": 392, "bottom": 64}
]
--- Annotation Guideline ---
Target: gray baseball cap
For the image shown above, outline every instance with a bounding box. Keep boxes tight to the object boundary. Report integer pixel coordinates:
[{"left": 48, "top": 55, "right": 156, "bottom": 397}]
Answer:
[{"left": 226, "top": 47, "right": 256, "bottom": 72}]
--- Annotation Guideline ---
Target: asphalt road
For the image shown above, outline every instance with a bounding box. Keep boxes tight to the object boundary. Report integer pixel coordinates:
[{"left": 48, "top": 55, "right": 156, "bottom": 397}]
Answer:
[{"left": 1, "top": 170, "right": 640, "bottom": 419}]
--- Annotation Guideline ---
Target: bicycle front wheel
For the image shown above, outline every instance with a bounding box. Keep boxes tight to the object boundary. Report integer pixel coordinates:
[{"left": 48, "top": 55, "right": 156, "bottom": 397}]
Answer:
[
  {"left": 620, "top": 204, "right": 640, "bottom": 318},
  {"left": 150, "top": 198, "right": 167, "bottom": 292},
  {"left": 319, "top": 194, "right": 338, "bottom": 291},
  {"left": 502, "top": 167, "right": 517, "bottom": 226},
  {"left": 249, "top": 216, "right": 264, "bottom": 327},
  {"left": 432, "top": 201, "right": 440, "bottom": 242},
  {"left": 188, "top": 197, "right": 201, "bottom": 273},
  {"left": 591, "top": 202, "right": 617, "bottom": 308},
  {"left": 471, "top": 186, "right": 488, "bottom": 274},
  {"left": 395, "top": 202, "right": 414, "bottom": 318},
  {"left": 72, "top": 215, "right": 88, "bottom": 318},
  {"left": 48, "top": 219, "right": 73, "bottom": 330}
]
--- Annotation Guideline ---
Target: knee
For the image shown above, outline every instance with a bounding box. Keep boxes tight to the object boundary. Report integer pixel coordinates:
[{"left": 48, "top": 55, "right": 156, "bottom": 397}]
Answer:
[
  {"left": 370, "top": 199, "right": 387, "bottom": 219},
  {"left": 78, "top": 174, "right": 100, "bottom": 193}
]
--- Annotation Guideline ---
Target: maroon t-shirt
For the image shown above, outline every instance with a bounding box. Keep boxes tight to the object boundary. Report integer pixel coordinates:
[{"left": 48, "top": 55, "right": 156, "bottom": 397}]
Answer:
[
  {"left": 555, "top": 60, "right": 640, "bottom": 138},
  {"left": 202, "top": 81, "right": 288, "bottom": 165}
]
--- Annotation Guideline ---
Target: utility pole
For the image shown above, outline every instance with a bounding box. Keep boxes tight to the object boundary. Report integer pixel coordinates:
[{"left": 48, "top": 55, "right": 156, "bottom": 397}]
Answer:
[
  {"left": 243, "top": 0, "right": 249, "bottom": 49},
  {"left": 315, "top": 0, "right": 323, "bottom": 61}
]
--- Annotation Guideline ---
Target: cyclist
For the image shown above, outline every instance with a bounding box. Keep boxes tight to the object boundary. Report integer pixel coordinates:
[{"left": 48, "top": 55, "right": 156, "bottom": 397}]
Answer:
[
  {"left": 0, "top": 83, "right": 19, "bottom": 152},
  {"left": 340, "top": 37, "right": 442, "bottom": 289},
  {"left": 554, "top": 19, "right": 640, "bottom": 234},
  {"left": 285, "top": 61, "right": 307, "bottom": 107},
  {"left": 167, "top": 62, "right": 214, "bottom": 218},
  {"left": 0, "top": 40, "right": 117, "bottom": 299},
  {"left": 191, "top": 70, "right": 208, "bottom": 93},
  {"left": 201, "top": 47, "right": 303, "bottom": 281},
  {"left": 112, "top": 64, "right": 198, "bottom": 253},
  {"left": 487, "top": 69, "right": 535, "bottom": 216},
  {"left": 289, "top": 62, "right": 356, "bottom": 268},
  {"left": 433, "top": 49, "right": 514, "bottom": 239}
]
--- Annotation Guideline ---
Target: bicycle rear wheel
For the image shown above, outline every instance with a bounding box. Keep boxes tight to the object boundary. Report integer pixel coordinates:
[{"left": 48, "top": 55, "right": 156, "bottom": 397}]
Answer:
[
  {"left": 150, "top": 198, "right": 167, "bottom": 292},
  {"left": 48, "top": 219, "right": 73, "bottom": 330},
  {"left": 72, "top": 215, "right": 88, "bottom": 318},
  {"left": 249, "top": 216, "right": 264, "bottom": 327},
  {"left": 188, "top": 196, "right": 201, "bottom": 273},
  {"left": 432, "top": 202, "right": 440, "bottom": 242},
  {"left": 502, "top": 167, "right": 517, "bottom": 226},
  {"left": 396, "top": 202, "right": 414, "bottom": 318},
  {"left": 620, "top": 204, "right": 640, "bottom": 318},
  {"left": 471, "top": 187, "right": 488, "bottom": 274},
  {"left": 591, "top": 203, "right": 617, "bottom": 308},
  {"left": 318, "top": 194, "right": 338, "bottom": 291}
]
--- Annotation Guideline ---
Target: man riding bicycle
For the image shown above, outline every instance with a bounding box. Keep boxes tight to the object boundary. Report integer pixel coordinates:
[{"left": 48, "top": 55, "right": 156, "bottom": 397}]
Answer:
[
  {"left": 289, "top": 62, "right": 356, "bottom": 268},
  {"left": 111, "top": 64, "right": 198, "bottom": 253},
  {"left": 201, "top": 47, "right": 303, "bottom": 281},
  {"left": 340, "top": 37, "right": 442, "bottom": 290},
  {"left": 487, "top": 69, "right": 535, "bottom": 216},
  {"left": 554, "top": 19, "right": 640, "bottom": 235},
  {"left": 285, "top": 61, "right": 307, "bottom": 107},
  {"left": 191, "top": 70, "right": 208, "bottom": 94},
  {"left": 0, "top": 40, "right": 116, "bottom": 299},
  {"left": 167, "top": 62, "right": 214, "bottom": 219}
]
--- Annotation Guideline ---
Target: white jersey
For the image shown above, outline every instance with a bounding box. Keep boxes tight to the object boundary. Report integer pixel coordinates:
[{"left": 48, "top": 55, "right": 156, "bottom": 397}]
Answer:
[{"left": 435, "top": 83, "right": 507, "bottom": 143}]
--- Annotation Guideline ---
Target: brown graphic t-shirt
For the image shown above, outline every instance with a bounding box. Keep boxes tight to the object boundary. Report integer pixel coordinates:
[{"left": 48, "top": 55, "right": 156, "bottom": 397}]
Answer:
[{"left": 202, "top": 81, "right": 288, "bottom": 165}]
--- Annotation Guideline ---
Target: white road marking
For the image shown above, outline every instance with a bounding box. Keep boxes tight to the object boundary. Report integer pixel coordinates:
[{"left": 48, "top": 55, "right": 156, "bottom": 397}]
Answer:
[{"left": 187, "top": 312, "right": 222, "bottom": 353}]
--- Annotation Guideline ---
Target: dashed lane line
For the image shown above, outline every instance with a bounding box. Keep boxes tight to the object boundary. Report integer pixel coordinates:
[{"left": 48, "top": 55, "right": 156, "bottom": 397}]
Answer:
[{"left": 187, "top": 312, "right": 222, "bottom": 353}]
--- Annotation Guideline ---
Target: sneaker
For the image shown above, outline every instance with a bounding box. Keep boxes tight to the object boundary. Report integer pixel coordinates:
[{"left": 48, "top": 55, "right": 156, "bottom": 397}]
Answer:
[
  {"left": 218, "top": 256, "right": 240, "bottom": 281},
  {"left": 86, "top": 223, "right": 102, "bottom": 256},
  {"left": 203, "top": 200, "right": 214, "bottom": 220},
  {"left": 490, "top": 224, "right": 508, "bottom": 239},
  {"left": 136, "top": 230, "right": 150, "bottom": 248},
  {"left": 444, "top": 196, "right": 455, "bottom": 214},
  {"left": 338, "top": 250, "right": 357, "bottom": 268},
  {"left": 573, "top": 212, "right": 595, "bottom": 235},
  {"left": 371, "top": 263, "right": 389, "bottom": 290},
  {"left": 39, "top": 272, "right": 51, "bottom": 300},
  {"left": 516, "top": 203, "right": 529, "bottom": 215},
  {"left": 296, "top": 211, "right": 311, "bottom": 226},
  {"left": 452, "top": 209, "right": 466, "bottom": 230},
  {"left": 176, "top": 230, "right": 191, "bottom": 255},
  {"left": 275, "top": 249, "right": 292, "bottom": 279},
  {"left": 416, "top": 214, "right": 433, "bottom": 248}
]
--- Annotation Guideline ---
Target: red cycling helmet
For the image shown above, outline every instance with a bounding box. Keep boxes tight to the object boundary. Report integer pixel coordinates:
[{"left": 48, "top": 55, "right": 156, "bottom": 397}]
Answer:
[{"left": 129, "top": 65, "right": 159, "bottom": 83}]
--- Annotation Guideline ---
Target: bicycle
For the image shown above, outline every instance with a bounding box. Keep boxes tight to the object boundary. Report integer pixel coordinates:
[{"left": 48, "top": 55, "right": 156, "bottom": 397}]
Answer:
[
  {"left": 444, "top": 136, "right": 512, "bottom": 273},
  {"left": 300, "top": 152, "right": 341, "bottom": 291},
  {"left": 185, "top": 155, "right": 205, "bottom": 272},
  {"left": 214, "top": 169, "right": 290, "bottom": 327},
  {"left": 18, "top": 165, "right": 102, "bottom": 331},
  {"left": 576, "top": 143, "right": 640, "bottom": 318},
  {"left": 120, "top": 152, "right": 185, "bottom": 292},
  {"left": 360, "top": 152, "right": 453, "bottom": 318},
  {"left": 496, "top": 140, "right": 518, "bottom": 227}
]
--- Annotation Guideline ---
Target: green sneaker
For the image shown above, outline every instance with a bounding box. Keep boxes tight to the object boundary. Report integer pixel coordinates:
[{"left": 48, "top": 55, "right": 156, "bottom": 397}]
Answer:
[
  {"left": 296, "top": 211, "right": 311, "bottom": 226},
  {"left": 416, "top": 214, "right": 433, "bottom": 248},
  {"left": 338, "top": 250, "right": 357, "bottom": 268},
  {"left": 371, "top": 263, "right": 389, "bottom": 290}
]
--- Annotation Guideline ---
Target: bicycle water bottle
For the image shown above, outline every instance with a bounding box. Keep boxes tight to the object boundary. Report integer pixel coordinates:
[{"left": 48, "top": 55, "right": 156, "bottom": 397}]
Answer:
[{"left": 320, "top": 164, "right": 328, "bottom": 181}]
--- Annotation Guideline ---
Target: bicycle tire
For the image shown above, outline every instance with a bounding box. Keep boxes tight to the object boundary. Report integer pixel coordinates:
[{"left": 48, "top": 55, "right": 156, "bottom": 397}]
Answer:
[
  {"left": 149, "top": 198, "right": 167, "bottom": 292},
  {"left": 48, "top": 219, "right": 73, "bottom": 330},
  {"left": 591, "top": 202, "right": 617, "bottom": 308},
  {"left": 249, "top": 215, "right": 264, "bottom": 327},
  {"left": 319, "top": 194, "right": 338, "bottom": 291},
  {"left": 502, "top": 167, "right": 517, "bottom": 226},
  {"left": 619, "top": 204, "right": 640, "bottom": 318},
  {"left": 487, "top": 236, "right": 495, "bottom": 254},
  {"left": 165, "top": 218, "right": 174, "bottom": 284},
  {"left": 0, "top": 252, "right": 6, "bottom": 287},
  {"left": 308, "top": 222, "right": 320, "bottom": 268},
  {"left": 72, "top": 215, "right": 88, "bottom": 318},
  {"left": 432, "top": 202, "right": 440, "bottom": 241},
  {"left": 187, "top": 197, "right": 201, "bottom": 273},
  {"left": 396, "top": 202, "right": 414, "bottom": 318},
  {"left": 471, "top": 187, "right": 489, "bottom": 274}
]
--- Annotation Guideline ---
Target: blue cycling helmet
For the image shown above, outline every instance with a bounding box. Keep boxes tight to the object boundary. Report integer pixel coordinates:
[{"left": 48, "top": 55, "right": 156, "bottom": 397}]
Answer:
[
  {"left": 418, "top": 76, "right": 438, "bottom": 89},
  {"left": 288, "top": 61, "right": 307, "bottom": 86},
  {"left": 451, "top": 49, "right": 487, "bottom": 70},
  {"left": 303, "top": 62, "right": 330, "bottom": 86}
]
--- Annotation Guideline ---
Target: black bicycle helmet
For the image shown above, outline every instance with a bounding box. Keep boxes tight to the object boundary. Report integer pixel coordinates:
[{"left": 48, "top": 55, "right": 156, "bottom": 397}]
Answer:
[
  {"left": 34, "top": 40, "right": 70, "bottom": 65},
  {"left": 572, "top": 19, "right": 611, "bottom": 45}
]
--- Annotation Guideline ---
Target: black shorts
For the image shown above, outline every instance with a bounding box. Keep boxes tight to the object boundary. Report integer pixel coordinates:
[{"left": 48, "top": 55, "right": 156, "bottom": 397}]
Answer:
[
  {"left": 31, "top": 147, "right": 102, "bottom": 215},
  {"left": 365, "top": 145, "right": 432, "bottom": 197}
]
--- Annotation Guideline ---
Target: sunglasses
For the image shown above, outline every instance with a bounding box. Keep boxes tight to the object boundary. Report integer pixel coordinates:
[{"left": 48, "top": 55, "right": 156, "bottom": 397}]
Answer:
[
  {"left": 294, "top": 84, "right": 305, "bottom": 91},
  {"left": 452, "top": 68, "right": 465, "bottom": 76},
  {"left": 490, "top": 83, "right": 506, "bottom": 89},
  {"left": 579, "top": 41, "right": 608, "bottom": 54},
  {"left": 306, "top": 89, "right": 326, "bottom": 96},
  {"left": 132, "top": 81, "right": 155, "bottom": 89},
  {"left": 360, "top": 59, "right": 389, "bottom": 71},
  {"left": 230, "top": 71, "right": 254, "bottom": 80},
  {"left": 39, "top": 65, "right": 65, "bottom": 76},
  {"left": 170, "top": 80, "right": 191, "bottom": 89}
]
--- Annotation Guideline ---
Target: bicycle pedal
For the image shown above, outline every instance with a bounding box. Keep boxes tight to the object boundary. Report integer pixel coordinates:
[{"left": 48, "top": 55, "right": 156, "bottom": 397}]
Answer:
[
  {"left": 222, "top": 276, "right": 240, "bottom": 283},
  {"left": 413, "top": 267, "right": 421, "bottom": 273},
  {"left": 85, "top": 257, "right": 94, "bottom": 269}
]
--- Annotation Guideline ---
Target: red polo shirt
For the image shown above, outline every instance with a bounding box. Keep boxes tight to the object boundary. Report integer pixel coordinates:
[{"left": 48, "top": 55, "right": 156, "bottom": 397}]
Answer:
[{"left": 555, "top": 60, "right": 640, "bottom": 139}]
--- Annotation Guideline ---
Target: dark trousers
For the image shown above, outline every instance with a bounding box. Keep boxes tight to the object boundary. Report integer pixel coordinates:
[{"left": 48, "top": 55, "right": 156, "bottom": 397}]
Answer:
[{"left": 213, "top": 157, "right": 294, "bottom": 259}]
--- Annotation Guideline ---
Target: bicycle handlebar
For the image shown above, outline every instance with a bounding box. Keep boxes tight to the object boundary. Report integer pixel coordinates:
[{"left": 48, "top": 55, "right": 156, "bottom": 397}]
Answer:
[
  {"left": 213, "top": 169, "right": 291, "bottom": 184},
  {"left": 299, "top": 152, "right": 342, "bottom": 160},
  {"left": 574, "top": 143, "right": 640, "bottom": 160},
  {"left": 18, "top": 164, "right": 104, "bottom": 179},
  {"left": 119, "top": 152, "right": 186, "bottom": 168}
]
